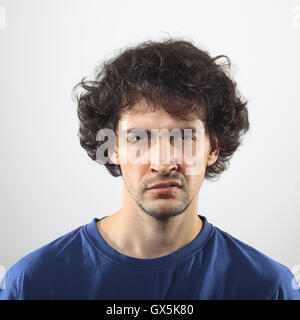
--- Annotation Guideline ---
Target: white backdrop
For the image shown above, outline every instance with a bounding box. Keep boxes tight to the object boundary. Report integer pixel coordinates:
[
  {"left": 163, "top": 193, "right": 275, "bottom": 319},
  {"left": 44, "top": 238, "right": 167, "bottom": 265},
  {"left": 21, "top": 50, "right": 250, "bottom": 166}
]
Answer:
[{"left": 0, "top": 0, "right": 299, "bottom": 275}]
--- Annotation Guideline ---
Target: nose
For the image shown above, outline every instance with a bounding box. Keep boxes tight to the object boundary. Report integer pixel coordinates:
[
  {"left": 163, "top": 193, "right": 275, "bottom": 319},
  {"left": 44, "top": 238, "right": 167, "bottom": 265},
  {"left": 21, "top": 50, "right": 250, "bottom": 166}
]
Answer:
[{"left": 149, "top": 136, "right": 178, "bottom": 175}]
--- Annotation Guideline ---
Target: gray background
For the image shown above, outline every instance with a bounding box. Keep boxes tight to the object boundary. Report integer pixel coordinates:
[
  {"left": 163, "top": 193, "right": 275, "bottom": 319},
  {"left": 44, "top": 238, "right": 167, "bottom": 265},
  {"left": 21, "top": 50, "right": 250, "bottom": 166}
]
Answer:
[{"left": 0, "top": 0, "right": 299, "bottom": 274}]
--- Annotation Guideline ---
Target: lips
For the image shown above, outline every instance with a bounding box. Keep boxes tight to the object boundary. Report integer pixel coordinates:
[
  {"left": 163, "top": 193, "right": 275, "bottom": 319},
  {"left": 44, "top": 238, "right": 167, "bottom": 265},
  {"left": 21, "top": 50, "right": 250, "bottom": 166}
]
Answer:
[{"left": 147, "top": 181, "right": 182, "bottom": 190}]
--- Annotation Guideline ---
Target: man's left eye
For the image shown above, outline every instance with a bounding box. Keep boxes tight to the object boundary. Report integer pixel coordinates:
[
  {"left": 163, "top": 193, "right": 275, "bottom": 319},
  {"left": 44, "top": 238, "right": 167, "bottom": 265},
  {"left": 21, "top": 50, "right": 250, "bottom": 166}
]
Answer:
[
  {"left": 183, "top": 135, "right": 195, "bottom": 140},
  {"left": 175, "top": 135, "right": 196, "bottom": 141}
]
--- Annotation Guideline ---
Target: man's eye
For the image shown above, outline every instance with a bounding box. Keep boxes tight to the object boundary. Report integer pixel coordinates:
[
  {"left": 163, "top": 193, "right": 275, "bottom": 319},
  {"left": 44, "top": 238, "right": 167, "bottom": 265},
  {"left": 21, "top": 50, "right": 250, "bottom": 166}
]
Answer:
[
  {"left": 184, "top": 135, "right": 195, "bottom": 140},
  {"left": 128, "top": 135, "right": 145, "bottom": 142},
  {"left": 173, "top": 135, "right": 196, "bottom": 141}
]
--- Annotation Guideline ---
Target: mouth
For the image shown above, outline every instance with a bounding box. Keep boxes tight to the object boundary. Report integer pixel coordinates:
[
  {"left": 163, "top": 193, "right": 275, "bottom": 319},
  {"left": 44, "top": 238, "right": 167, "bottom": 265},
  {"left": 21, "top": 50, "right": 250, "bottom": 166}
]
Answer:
[
  {"left": 147, "top": 186, "right": 181, "bottom": 194},
  {"left": 146, "top": 181, "right": 182, "bottom": 194},
  {"left": 147, "top": 181, "right": 182, "bottom": 189}
]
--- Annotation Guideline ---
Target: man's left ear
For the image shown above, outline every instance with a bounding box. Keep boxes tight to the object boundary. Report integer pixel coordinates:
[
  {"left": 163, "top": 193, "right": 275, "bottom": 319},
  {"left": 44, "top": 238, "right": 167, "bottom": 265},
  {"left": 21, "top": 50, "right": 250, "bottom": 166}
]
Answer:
[{"left": 207, "top": 137, "right": 219, "bottom": 167}]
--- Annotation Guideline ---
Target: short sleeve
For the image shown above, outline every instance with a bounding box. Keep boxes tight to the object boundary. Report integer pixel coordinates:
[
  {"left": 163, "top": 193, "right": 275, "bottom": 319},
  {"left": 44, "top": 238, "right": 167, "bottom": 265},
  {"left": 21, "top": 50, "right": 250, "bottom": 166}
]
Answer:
[{"left": 271, "top": 268, "right": 300, "bottom": 300}]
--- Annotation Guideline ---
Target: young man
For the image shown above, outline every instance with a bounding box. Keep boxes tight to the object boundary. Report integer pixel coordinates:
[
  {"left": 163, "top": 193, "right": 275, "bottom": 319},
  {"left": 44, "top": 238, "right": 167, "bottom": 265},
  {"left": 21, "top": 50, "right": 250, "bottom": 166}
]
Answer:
[{"left": 1, "top": 39, "right": 299, "bottom": 300}]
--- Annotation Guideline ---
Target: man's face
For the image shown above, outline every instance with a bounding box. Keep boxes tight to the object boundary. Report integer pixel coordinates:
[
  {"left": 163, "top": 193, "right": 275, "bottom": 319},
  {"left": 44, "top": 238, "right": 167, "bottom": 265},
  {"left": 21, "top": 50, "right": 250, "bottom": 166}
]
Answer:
[{"left": 111, "top": 100, "right": 218, "bottom": 220}]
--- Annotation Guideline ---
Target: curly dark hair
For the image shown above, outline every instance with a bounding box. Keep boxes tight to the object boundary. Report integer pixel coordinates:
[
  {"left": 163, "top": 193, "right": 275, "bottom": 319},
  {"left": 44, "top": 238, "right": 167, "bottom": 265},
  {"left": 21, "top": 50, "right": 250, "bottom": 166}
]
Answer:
[{"left": 72, "top": 38, "right": 250, "bottom": 181}]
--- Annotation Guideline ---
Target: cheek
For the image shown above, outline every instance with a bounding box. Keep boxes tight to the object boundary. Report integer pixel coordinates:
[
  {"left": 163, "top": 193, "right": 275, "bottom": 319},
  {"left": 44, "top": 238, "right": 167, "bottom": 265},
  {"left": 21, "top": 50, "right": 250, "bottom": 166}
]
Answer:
[
  {"left": 185, "top": 177, "right": 203, "bottom": 195},
  {"left": 118, "top": 144, "right": 150, "bottom": 166},
  {"left": 121, "top": 164, "right": 144, "bottom": 184}
]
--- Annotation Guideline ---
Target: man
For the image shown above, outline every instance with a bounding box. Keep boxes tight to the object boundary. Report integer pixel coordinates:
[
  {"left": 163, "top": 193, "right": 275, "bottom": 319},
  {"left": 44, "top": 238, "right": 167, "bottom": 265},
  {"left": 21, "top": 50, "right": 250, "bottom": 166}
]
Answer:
[{"left": 1, "top": 38, "right": 299, "bottom": 300}]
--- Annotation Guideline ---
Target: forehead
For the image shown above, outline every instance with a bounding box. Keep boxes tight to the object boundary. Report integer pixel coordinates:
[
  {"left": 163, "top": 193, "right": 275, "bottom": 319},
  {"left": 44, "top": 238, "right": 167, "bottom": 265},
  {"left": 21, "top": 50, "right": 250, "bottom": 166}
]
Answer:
[{"left": 119, "top": 100, "right": 204, "bottom": 131}]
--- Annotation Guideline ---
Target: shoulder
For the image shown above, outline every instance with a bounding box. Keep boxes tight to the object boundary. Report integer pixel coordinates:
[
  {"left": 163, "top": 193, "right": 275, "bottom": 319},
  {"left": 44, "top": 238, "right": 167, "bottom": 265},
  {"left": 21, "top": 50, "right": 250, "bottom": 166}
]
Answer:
[
  {"left": 212, "top": 226, "right": 287, "bottom": 272},
  {"left": 0, "top": 223, "right": 85, "bottom": 299},
  {"left": 15, "top": 223, "right": 84, "bottom": 270},
  {"left": 208, "top": 225, "right": 300, "bottom": 299}
]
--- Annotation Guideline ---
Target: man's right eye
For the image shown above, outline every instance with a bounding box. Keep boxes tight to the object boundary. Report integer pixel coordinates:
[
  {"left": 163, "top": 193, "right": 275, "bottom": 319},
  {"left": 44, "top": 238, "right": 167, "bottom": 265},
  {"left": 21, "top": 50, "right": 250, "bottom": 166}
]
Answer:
[{"left": 128, "top": 135, "right": 144, "bottom": 142}]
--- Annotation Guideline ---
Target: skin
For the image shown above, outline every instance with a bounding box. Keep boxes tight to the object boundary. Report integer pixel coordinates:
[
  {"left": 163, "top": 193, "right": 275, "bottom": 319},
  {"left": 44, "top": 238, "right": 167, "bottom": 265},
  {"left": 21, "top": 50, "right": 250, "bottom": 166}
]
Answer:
[{"left": 97, "top": 99, "right": 219, "bottom": 259}]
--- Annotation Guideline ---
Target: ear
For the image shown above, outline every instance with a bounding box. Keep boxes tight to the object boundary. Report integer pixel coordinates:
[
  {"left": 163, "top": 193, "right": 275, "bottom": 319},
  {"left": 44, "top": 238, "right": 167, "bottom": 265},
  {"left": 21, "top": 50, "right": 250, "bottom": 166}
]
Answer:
[{"left": 207, "top": 137, "right": 219, "bottom": 167}]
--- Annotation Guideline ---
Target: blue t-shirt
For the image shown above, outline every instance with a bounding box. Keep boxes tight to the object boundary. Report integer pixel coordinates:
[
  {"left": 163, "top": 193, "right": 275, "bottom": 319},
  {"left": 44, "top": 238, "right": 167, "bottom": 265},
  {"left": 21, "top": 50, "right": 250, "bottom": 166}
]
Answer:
[{"left": 0, "top": 215, "right": 299, "bottom": 300}]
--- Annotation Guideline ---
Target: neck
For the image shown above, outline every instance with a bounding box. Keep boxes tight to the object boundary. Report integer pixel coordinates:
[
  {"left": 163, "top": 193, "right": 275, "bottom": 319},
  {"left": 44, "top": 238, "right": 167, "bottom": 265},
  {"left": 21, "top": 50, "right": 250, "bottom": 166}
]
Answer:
[{"left": 97, "top": 192, "right": 203, "bottom": 259}]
